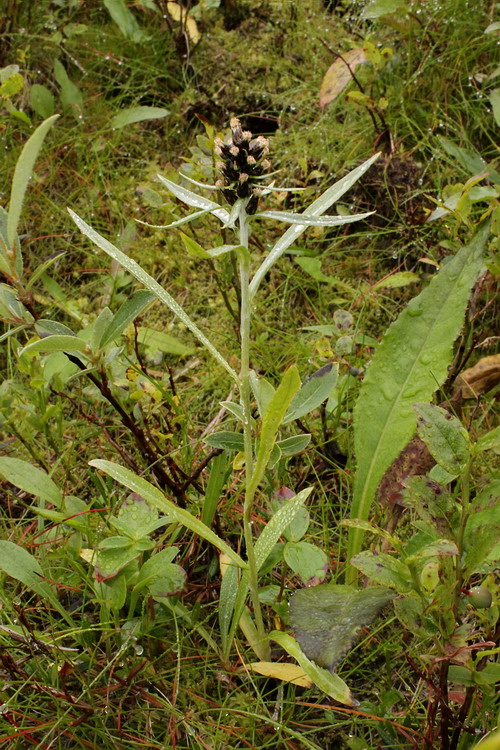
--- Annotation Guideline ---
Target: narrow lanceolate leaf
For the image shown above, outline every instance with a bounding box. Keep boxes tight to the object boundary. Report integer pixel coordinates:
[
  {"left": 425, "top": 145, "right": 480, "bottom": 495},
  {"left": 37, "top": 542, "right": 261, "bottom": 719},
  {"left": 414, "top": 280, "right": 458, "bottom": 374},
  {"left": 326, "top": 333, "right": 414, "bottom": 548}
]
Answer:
[
  {"left": 255, "top": 210, "right": 373, "bottom": 226},
  {"left": 270, "top": 631, "right": 356, "bottom": 706},
  {"left": 248, "top": 366, "right": 301, "bottom": 495},
  {"left": 89, "top": 460, "right": 247, "bottom": 570},
  {"left": 254, "top": 487, "right": 313, "bottom": 570},
  {"left": 68, "top": 210, "right": 238, "bottom": 382},
  {"left": 156, "top": 174, "right": 230, "bottom": 224},
  {"left": 347, "top": 222, "right": 488, "bottom": 579},
  {"left": 7, "top": 115, "right": 59, "bottom": 253},
  {"left": 249, "top": 152, "right": 380, "bottom": 298},
  {"left": 21, "top": 334, "right": 88, "bottom": 355},
  {"left": 110, "top": 106, "right": 169, "bottom": 129},
  {"left": 100, "top": 289, "right": 156, "bottom": 347}
]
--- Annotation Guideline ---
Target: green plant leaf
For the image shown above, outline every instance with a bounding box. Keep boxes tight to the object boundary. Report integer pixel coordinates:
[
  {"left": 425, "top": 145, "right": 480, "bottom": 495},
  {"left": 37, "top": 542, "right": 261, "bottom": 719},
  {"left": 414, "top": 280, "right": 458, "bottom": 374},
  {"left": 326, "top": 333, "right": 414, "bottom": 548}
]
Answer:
[
  {"left": 111, "top": 106, "right": 169, "bottom": 129},
  {"left": 100, "top": 290, "right": 156, "bottom": 347},
  {"left": 21, "top": 334, "right": 87, "bottom": 355},
  {"left": 53, "top": 60, "right": 83, "bottom": 118},
  {"left": 102, "top": 0, "right": 147, "bottom": 40},
  {"left": 136, "top": 326, "right": 193, "bottom": 356},
  {"left": 362, "top": 0, "right": 407, "bottom": 18},
  {"left": 204, "top": 431, "right": 245, "bottom": 451},
  {"left": 475, "top": 425, "right": 500, "bottom": 453},
  {"left": 284, "top": 541, "right": 328, "bottom": 584},
  {"left": 350, "top": 551, "right": 412, "bottom": 592},
  {"left": 276, "top": 434, "right": 311, "bottom": 456},
  {"left": 68, "top": 210, "right": 238, "bottom": 382},
  {"left": 7, "top": 114, "right": 59, "bottom": 256},
  {"left": 437, "top": 137, "right": 500, "bottom": 184},
  {"left": 202, "top": 451, "right": 229, "bottom": 527},
  {"left": 348, "top": 222, "right": 488, "bottom": 578},
  {"left": 0, "top": 456, "right": 62, "bottom": 507},
  {"left": 254, "top": 487, "right": 313, "bottom": 571},
  {"left": 249, "top": 366, "right": 301, "bottom": 494},
  {"left": 30, "top": 84, "right": 55, "bottom": 119},
  {"left": 0, "top": 540, "right": 73, "bottom": 624},
  {"left": 283, "top": 363, "right": 338, "bottom": 424},
  {"left": 219, "top": 562, "right": 240, "bottom": 655},
  {"left": 414, "top": 403, "right": 470, "bottom": 475},
  {"left": 109, "top": 492, "right": 169, "bottom": 540},
  {"left": 249, "top": 371, "right": 275, "bottom": 417},
  {"left": 178, "top": 231, "right": 210, "bottom": 258},
  {"left": 270, "top": 631, "right": 357, "bottom": 705},
  {"left": 35, "top": 319, "right": 76, "bottom": 337},
  {"left": 89, "top": 460, "right": 247, "bottom": 570},
  {"left": 256, "top": 210, "right": 373, "bottom": 226},
  {"left": 249, "top": 152, "right": 380, "bottom": 298},
  {"left": 288, "top": 585, "right": 395, "bottom": 671},
  {"left": 156, "top": 174, "right": 230, "bottom": 224}
]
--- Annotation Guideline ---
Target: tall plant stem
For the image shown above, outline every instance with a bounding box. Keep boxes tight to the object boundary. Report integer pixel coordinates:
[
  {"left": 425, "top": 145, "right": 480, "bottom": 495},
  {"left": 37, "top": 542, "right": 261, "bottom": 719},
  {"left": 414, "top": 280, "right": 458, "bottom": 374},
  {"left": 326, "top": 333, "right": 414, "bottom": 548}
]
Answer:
[{"left": 238, "top": 203, "right": 269, "bottom": 659}]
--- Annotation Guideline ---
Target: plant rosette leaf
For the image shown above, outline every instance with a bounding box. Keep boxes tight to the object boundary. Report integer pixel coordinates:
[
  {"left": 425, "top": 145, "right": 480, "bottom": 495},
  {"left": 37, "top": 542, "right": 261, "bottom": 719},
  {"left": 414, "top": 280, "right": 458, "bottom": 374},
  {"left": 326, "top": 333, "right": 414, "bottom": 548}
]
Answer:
[
  {"left": 414, "top": 403, "right": 470, "bottom": 476},
  {"left": 284, "top": 541, "right": 328, "bottom": 585},
  {"left": 350, "top": 551, "right": 412, "bottom": 593},
  {"left": 348, "top": 222, "right": 488, "bottom": 575},
  {"left": 109, "top": 492, "right": 169, "bottom": 540},
  {"left": 288, "top": 584, "right": 395, "bottom": 672},
  {"left": 0, "top": 456, "right": 63, "bottom": 507},
  {"left": 283, "top": 363, "right": 338, "bottom": 424}
]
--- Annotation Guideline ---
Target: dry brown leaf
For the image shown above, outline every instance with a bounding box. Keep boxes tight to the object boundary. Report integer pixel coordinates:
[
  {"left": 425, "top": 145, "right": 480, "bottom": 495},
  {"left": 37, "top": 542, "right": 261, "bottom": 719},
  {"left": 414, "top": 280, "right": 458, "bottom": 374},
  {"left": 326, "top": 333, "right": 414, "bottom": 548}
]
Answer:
[
  {"left": 455, "top": 355, "right": 500, "bottom": 398},
  {"left": 248, "top": 661, "right": 313, "bottom": 687},
  {"left": 319, "top": 49, "right": 367, "bottom": 108}
]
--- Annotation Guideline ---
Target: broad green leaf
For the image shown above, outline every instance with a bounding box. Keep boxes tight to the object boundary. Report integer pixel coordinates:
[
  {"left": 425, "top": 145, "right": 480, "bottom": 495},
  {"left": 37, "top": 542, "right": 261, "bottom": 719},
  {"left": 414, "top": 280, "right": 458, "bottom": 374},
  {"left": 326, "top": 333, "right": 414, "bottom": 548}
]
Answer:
[
  {"left": 254, "top": 487, "right": 312, "bottom": 570},
  {"left": 249, "top": 152, "right": 380, "bottom": 298},
  {"left": 489, "top": 88, "right": 500, "bottom": 127},
  {"left": 288, "top": 585, "right": 395, "bottom": 671},
  {"left": 95, "top": 541, "right": 138, "bottom": 580},
  {"left": 270, "top": 631, "right": 356, "bottom": 706},
  {"left": 276, "top": 434, "right": 311, "bottom": 456},
  {"left": 136, "top": 326, "right": 193, "bottom": 356},
  {"left": 350, "top": 551, "right": 412, "bottom": 592},
  {"left": 284, "top": 541, "right": 328, "bottom": 584},
  {"left": 249, "top": 371, "right": 275, "bottom": 417},
  {"left": 362, "top": 0, "right": 407, "bottom": 18},
  {"left": 35, "top": 319, "right": 76, "bottom": 337},
  {"left": 102, "top": 0, "right": 147, "bottom": 40},
  {"left": 256, "top": 210, "right": 373, "bottom": 226},
  {"left": 476, "top": 425, "right": 500, "bottom": 453},
  {"left": 414, "top": 403, "right": 470, "bottom": 475},
  {"left": 347, "top": 223, "right": 488, "bottom": 578},
  {"left": 0, "top": 283, "right": 34, "bottom": 322},
  {"left": 0, "top": 456, "right": 62, "bottom": 507},
  {"left": 109, "top": 492, "right": 169, "bottom": 540},
  {"left": 437, "top": 137, "right": 500, "bottom": 184},
  {"left": 149, "top": 563, "right": 186, "bottom": 598},
  {"left": 21, "top": 334, "right": 87, "bottom": 355},
  {"left": 7, "top": 114, "right": 59, "bottom": 253},
  {"left": 283, "top": 363, "right": 338, "bottom": 424},
  {"left": 53, "top": 60, "right": 83, "bottom": 118},
  {"left": 204, "top": 430, "right": 245, "bottom": 452},
  {"left": 248, "top": 366, "right": 301, "bottom": 495},
  {"left": 68, "top": 210, "right": 238, "bottom": 382},
  {"left": 30, "top": 84, "right": 55, "bottom": 118},
  {"left": 0, "top": 541, "right": 73, "bottom": 624},
  {"left": 89, "top": 459, "right": 247, "bottom": 569},
  {"left": 100, "top": 289, "right": 156, "bottom": 347},
  {"left": 111, "top": 106, "right": 169, "bottom": 129}
]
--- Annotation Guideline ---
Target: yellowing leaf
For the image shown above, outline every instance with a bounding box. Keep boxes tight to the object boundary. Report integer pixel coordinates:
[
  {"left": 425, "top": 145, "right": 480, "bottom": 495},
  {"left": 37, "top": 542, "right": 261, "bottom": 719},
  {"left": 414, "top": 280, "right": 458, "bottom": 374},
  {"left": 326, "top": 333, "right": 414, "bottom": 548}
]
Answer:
[
  {"left": 248, "top": 661, "right": 313, "bottom": 687},
  {"left": 166, "top": 1, "right": 200, "bottom": 43},
  {"left": 80, "top": 549, "right": 96, "bottom": 564},
  {"left": 319, "top": 49, "right": 367, "bottom": 108}
]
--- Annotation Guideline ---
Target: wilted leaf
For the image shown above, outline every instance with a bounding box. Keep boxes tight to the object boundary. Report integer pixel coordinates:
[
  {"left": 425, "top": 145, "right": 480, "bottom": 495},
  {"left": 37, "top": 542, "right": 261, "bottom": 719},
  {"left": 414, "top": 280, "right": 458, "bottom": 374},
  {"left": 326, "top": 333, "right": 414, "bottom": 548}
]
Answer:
[
  {"left": 319, "top": 49, "right": 367, "bottom": 108},
  {"left": 377, "top": 434, "right": 435, "bottom": 506},
  {"left": 455, "top": 355, "right": 500, "bottom": 398},
  {"left": 166, "top": 1, "right": 200, "bottom": 43},
  {"left": 248, "top": 661, "right": 313, "bottom": 687}
]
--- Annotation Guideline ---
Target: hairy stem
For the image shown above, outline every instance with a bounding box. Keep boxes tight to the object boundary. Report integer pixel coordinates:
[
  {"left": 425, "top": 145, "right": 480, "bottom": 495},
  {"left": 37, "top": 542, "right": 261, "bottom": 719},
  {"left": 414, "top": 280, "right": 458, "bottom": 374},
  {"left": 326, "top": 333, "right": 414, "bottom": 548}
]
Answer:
[{"left": 238, "top": 202, "right": 269, "bottom": 659}]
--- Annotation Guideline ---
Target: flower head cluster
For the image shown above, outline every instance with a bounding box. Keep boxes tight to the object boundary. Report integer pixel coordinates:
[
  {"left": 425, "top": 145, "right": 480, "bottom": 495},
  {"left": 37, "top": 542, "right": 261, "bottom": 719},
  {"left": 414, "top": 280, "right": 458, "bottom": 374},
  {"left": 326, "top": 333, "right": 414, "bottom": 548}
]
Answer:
[{"left": 214, "top": 117, "right": 271, "bottom": 215}]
